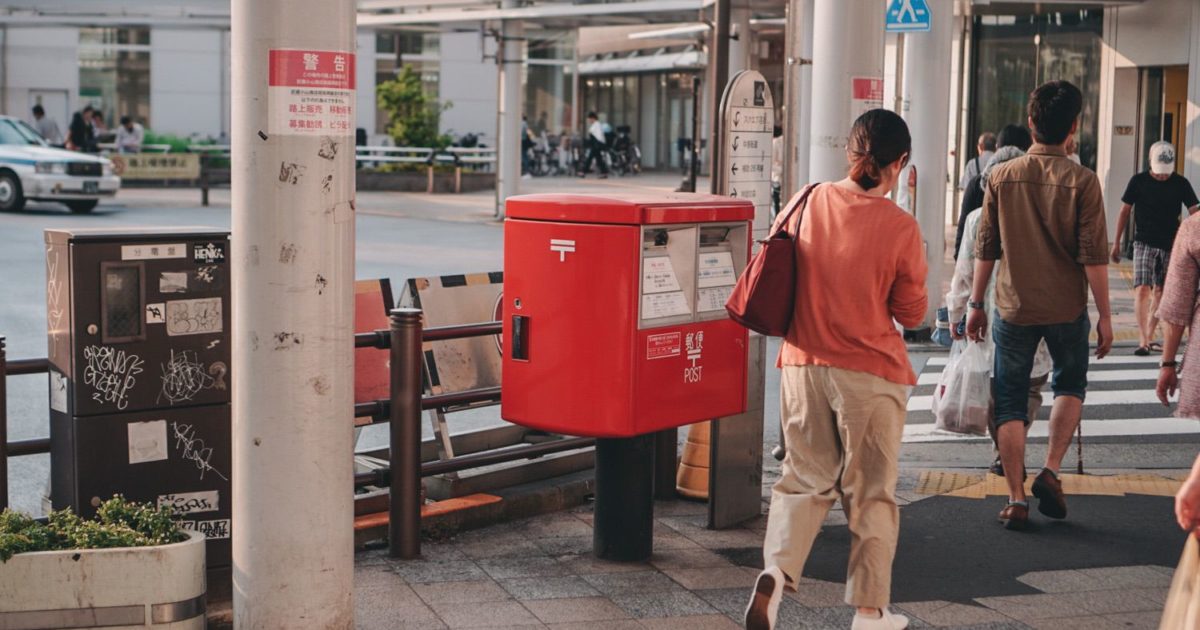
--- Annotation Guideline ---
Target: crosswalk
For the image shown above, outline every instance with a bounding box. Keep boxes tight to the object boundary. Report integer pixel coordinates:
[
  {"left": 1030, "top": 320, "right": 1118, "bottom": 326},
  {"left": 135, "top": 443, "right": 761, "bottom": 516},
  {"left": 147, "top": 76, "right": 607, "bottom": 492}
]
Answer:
[{"left": 905, "top": 352, "right": 1200, "bottom": 443}]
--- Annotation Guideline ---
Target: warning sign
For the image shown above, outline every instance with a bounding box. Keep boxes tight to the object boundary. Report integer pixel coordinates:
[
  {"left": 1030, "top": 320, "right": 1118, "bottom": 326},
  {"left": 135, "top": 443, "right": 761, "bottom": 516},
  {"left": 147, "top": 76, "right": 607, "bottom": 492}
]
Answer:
[
  {"left": 268, "top": 49, "right": 356, "bottom": 137},
  {"left": 851, "top": 77, "right": 884, "bottom": 119}
]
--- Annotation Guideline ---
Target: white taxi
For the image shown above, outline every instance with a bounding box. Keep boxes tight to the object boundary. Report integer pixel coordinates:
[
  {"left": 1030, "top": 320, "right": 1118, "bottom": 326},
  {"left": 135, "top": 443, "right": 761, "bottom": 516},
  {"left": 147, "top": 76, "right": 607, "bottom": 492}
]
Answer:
[{"left": 0, "top": 115, "right": 120, "bottom": 213}]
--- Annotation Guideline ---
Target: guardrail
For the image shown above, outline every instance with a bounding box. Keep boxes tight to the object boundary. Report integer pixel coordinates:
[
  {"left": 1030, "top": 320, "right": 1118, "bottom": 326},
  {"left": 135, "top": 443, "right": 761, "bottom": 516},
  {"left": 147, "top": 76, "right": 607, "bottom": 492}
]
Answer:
[
  {"left": 0, "top": 311, "right": 591, "bottom": 560},
  {"left": 97, "top": 143, "right": 173, "bottom": 154}
]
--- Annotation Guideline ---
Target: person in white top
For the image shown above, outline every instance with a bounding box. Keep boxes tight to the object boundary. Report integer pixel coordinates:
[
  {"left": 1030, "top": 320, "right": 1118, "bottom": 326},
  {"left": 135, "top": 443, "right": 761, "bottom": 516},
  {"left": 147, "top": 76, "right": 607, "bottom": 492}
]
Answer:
[
  {"left": 577, "top": 111, "right": 609, "bottom": 178},
  {"left": 115, "top": 116, "right": 144, "bottom": 154},
  {"left": 30, "top": 105, "right": 63, "bottom": 145}
]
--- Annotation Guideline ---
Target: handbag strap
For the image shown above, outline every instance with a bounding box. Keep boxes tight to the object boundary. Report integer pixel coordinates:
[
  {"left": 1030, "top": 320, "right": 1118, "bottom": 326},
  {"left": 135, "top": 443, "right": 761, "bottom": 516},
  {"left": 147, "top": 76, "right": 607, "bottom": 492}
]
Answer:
[{"left": 771, "top": 183, "right": 819, "bottom": 241}]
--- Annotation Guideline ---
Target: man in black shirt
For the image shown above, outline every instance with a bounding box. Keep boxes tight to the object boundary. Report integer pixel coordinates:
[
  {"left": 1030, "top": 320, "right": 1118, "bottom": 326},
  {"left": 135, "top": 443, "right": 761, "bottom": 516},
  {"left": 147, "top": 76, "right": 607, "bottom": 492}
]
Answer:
[{"left": 1110, "top": 141, "right": 1200, "bottom": 355}]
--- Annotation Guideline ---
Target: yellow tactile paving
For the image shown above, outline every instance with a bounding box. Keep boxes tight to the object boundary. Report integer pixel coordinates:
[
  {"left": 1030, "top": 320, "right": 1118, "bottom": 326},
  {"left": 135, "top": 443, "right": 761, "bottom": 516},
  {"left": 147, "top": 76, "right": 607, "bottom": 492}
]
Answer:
[{"left": 915, "top": 471, "right": 1183, "bottom": 499}]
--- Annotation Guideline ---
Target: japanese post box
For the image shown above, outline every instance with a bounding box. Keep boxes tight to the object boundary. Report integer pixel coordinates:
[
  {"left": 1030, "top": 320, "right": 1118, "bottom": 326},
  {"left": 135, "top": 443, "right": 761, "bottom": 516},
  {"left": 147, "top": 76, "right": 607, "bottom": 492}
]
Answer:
[
  {"left": 45, "top": 228, "right": 232, "bottom": 568},
  {"left": 501, "top": 193, "right": 753, "bottom": 438}
]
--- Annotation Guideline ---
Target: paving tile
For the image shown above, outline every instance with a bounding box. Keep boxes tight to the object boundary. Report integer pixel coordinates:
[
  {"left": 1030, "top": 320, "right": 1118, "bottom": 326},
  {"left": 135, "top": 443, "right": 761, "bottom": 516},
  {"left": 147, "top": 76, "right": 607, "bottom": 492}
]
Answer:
[
  {"left": 356, "top": 548, "right": 394, "bottom": 567},
  {"left": 545, "top": 621, "right": 643, "bottom": 630},
  {"left": 653, "top": 529, "right": 704, "bottom": 551},
  {"left": 692, "top": 586, "right": 810, "bottom": 628},
  {"left": 974, "top": 593, "right": 1091, "bottom": 621},
  {"left": 1021, "top": 616, "right": 1124, "bottom": 630},
  {"left": 429, "top": 600, "right": 543, "bottom": 628},
  {"left": 456, "top": 538, "right": 547, "bottom": 560},
  {"left": 394, "top": 560, "right": 491, "bottom": 584},
  {"left": 516, "top": 513, "right": 595, "bottom": 538},
  {"left": 421, "top": 542, "right": 470, "bottom": 561},
  {"left": 664, "top": 567, "right": 757, "bottom": 590},
  {"left": 1054, "top": 589, "right": 1163, "bottom": 614},
  {"left": 1076, "top": 565, "right": 1174, "bottom": 590},
  {"left": 785, "top": 578, "right": 847, "bottom": 608},
  {"left": 410, "top": 580, "right": 511, "bottom": 605},
  {"left": 355, "top": 579, "right": 446, "bottom": 629},
  {"left": 535, "top": 536, "right": 593, "bottom": 556},
  {"left": 654, "top": 500, "right": 710, "bottom": 517},
  {"left": 500, "top": 575, "right": 601, "bottom": 600},
  {"left": 522, "top": 597, "right": 632, "bottom": 624},
  {"left": 1015, "top": 569, "right": 1107, "bottom": 593},
  {"left": 581, "top": 570, "right": 684, "bottom": 596},
  {"left": 637, "top": 613, "right": 741, "bottom": 629},
  {"left": 660, "top": 521, "right": 765, "bottom": 549},
  {"left": 556, "top": 553, "right": 653, "bottom": 575},
  {"left": 649, "top": 549, "right": 735, "bottom": 571},
  {"left": 610, "top": 590, "right": 717, "bottom": 618},
  {"left": 1126, "top": 586, "right": 1168, "bottom": 605},
  {"left": 1103, "top": 611, "right": 1164, "bottom": 628},
  {"left": 896, "top": 600, "right": 1016, "bottom": 627},
  {"left": 790, "top": 605, "right": 857, "bottom": 629},
  {"left": 479, "top": 556, "right": 572, "bottom": 580}
]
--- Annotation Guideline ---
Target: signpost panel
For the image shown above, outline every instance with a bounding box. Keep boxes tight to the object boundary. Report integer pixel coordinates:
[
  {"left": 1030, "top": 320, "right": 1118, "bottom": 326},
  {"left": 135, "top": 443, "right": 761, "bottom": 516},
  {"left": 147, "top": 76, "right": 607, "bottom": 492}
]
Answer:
[{"left": 718, "top": 70, "right": 776, "bottom": 241}]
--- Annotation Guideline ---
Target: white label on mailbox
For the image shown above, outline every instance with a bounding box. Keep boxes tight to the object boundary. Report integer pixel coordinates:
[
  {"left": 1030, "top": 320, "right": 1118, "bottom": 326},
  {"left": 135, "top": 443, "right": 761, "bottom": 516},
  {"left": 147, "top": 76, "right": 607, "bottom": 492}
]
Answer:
[
  {"left": 698, "top": 286, "right": 734, "bottom": 313},
  {"left": 165, "top": 298, "right": 223, "bottom": 336},
  {"left": 642, "top": 291, "right": 690, "bottom": 319},
  {"left": 120, "top": 243, "right": 187, "bottom": 261},
  {"left": 698, "top": 251, "right": 737, "bottom": 288},
  {"left": 642, "top": 256, "right": 681, "bottom": 294},
  {"left": 49, "top": 370, "right": 67, "bottom": 413}
]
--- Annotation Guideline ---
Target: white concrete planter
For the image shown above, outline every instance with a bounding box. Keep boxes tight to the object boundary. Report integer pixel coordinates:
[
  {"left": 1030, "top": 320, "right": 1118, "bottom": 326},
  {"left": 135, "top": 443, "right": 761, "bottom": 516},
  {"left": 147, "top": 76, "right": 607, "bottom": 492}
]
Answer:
[{"left": 0, "top": 530, "right": 206, "bottom": 629}]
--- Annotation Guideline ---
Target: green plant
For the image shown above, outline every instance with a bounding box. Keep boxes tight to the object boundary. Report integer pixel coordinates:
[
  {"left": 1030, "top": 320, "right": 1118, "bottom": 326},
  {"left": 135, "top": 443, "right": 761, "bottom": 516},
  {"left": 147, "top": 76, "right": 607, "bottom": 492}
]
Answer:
[
  {"left": 0, "top": 496, "right": 187, "bottom": 562},
  {"left": 377, "top": 65, "right": 454, "bottom": 150},
  {"left": 142, "top": 131, "right": 192, "bottom": 153}
]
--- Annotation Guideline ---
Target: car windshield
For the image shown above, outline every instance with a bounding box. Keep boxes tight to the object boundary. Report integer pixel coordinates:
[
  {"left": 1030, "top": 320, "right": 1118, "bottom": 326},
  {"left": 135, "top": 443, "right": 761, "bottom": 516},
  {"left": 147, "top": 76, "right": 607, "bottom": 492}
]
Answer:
[{"left": 0, "top": 119, "right": 47, "bottom": 146}]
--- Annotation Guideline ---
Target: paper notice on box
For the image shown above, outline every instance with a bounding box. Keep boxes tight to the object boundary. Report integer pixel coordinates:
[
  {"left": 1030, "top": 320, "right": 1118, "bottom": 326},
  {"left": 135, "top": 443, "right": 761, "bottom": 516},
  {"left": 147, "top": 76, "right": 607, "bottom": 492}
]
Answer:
[
  {"left": 642, "top": 291, "right": 690, "bottom": 319},
  {"left": 698, "top": 286, "right": 734, "bottom": 312},
  {"left": 698, "top": 251, "right": 737, "bottom": 288},
  {"left": 128, "top": 420, "right": 168, "bottom": 465},
  {"left": 642, "top": 256, "right": 682, "bottom": 294}
]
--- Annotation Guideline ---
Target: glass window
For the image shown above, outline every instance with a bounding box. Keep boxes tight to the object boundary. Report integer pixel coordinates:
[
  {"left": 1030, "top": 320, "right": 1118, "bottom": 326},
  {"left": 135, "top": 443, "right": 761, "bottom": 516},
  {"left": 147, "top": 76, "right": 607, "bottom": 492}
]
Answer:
[
  {"left": 0, "top": 119, "right": 45, "bottom": 146},
  {"left": 525, "top": 65, "right": 574, "bottom": 136},
  {"left": 528, "top": 33, "right": 575, "bottom": 61},
  {"left": 79, "top": 28, "right": 151, "bottom": 129},
  {"left": 969, "top": 11, "right": 1102, "bottom": 169}
]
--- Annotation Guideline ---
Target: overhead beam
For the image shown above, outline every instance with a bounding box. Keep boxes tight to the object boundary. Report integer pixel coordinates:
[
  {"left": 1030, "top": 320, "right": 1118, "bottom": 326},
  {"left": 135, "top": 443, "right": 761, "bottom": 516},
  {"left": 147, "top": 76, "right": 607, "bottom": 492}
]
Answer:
[{"left": 357, "top": 0, "right": 713, "bottom": 26}]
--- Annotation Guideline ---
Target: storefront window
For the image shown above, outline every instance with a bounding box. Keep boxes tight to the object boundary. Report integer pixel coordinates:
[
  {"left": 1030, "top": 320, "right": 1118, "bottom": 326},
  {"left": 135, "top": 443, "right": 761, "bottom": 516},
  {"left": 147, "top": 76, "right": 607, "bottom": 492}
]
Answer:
[
  {"left": 526, "top": 32, "right": 576, "bottom": 138},
  {"left": 78, "top": 27, "right": 151, "bottom": 129},
  {"left": 970, "top": 11, "right": 1102, "bottom": 169}
]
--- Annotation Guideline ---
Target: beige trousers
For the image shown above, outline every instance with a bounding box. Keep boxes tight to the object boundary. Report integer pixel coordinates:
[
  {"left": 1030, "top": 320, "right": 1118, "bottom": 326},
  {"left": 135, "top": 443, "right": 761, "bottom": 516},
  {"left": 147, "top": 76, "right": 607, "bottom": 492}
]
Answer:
[{"left": 762, "top": 365, "right": 907, "bottom": 609}]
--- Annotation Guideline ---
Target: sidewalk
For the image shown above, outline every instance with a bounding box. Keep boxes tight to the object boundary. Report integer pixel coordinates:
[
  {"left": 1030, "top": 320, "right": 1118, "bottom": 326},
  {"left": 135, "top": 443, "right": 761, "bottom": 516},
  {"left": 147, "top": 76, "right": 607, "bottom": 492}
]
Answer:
[{"left": 355, "top": 465, "right": 1185, "bottom": 630}]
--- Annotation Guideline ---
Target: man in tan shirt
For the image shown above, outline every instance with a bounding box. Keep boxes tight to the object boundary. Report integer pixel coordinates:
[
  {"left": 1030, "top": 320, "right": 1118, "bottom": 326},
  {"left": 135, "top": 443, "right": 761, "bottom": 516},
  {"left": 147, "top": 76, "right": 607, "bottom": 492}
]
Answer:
[{"left": 966, "top": 80, "right": 1113, "bottom": 531}]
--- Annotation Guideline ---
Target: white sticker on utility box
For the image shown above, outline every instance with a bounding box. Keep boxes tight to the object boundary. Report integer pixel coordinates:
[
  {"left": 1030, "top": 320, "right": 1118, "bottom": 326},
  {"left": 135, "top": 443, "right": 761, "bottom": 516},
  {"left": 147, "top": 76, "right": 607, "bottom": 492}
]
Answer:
[
  {"left": 120, "top": 243, "right": 187, "bottom": 261},
  {"left": 158, "top": 490, "right": 219, "bottom": 515},
  {"left": 180, "top": 518, "right": 231, "bottom": 539},
  {"left": 165, "top": 298, "right": 223, "bottom": 336}
]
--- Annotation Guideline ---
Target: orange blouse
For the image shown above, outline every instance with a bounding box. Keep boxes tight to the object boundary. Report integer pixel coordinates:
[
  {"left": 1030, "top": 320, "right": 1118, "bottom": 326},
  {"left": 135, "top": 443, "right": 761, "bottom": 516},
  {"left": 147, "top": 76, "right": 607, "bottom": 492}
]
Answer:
[{"left": 776, "top": 184, "right": 928, "bottom": 386}]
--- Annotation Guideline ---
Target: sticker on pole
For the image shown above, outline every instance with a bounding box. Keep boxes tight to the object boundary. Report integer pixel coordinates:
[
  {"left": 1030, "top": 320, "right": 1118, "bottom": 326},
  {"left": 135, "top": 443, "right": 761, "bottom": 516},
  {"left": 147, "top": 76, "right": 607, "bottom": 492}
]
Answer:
[
  {"left": 851, "top": 77, "right": 884, "bottom": 118},
  {"left": 886, "top": 0, "right": 931, "bottom": 33},
  {"left": 268, "top": 49, "right": 356, "bottom": 136}
]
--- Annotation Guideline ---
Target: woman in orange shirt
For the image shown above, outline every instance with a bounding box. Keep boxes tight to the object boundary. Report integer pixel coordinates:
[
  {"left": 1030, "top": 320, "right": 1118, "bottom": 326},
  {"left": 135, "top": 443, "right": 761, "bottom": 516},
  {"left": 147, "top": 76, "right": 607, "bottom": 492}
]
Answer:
[{"left": 744, "top": 109, "right": 927, "bottom": 630}]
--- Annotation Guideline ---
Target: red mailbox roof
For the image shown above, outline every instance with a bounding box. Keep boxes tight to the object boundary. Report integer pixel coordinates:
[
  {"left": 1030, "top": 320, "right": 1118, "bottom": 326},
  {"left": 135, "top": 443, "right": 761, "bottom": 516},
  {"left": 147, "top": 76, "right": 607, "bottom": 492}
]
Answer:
[{"left": 505, "top": 192, "right": 754, "bottom": 225}]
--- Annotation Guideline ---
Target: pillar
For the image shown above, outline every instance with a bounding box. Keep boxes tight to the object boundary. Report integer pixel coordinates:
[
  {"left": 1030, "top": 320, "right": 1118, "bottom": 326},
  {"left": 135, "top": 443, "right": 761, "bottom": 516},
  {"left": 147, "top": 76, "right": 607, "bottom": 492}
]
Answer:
[
  {"left": 231, "top": 1, "right": 356, "bottom": 626},
  {"left": 900, "top": 2, "right": 954, "bottom": 328},
  {"left": 807, "top": 0, "right": 885, "bottom": 183},
  {"left": 783, "top": 0, "right": 814, "bottom": 196},
  {"left": 495, "top": 3, "right": 524, "bottom": 218}
]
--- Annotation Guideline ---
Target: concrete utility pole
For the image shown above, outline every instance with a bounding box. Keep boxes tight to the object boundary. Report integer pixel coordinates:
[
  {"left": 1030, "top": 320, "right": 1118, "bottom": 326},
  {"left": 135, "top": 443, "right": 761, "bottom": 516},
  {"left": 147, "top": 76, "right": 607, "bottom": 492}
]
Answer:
[
  {"left": 231, "top": 1, "right": 356, "bottom": 627},
  {"left": 708, "top": 0, "right": 731, "bottom": 193},
  {"left": 782, "top": 0, "right": 814, "bottom": 197},
  {"left": 495, "top": 1, "right": 524, "bottom": 218},
  {"left": 901, "top": 4, "right": 954, "bottom": 328},
  {"left": 807, "top": 0, "right": 884, "bottom": 183}
]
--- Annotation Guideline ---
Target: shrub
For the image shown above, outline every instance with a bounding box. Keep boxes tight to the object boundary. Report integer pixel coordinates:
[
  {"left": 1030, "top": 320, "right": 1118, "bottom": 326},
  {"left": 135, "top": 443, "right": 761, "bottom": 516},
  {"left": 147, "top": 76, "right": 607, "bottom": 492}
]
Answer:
[
  {"left": 0, "top": 496, "right": 186, "bottom": 562},
  {"left": 377, "top": 65, "right": 454, "bottom": 150}
]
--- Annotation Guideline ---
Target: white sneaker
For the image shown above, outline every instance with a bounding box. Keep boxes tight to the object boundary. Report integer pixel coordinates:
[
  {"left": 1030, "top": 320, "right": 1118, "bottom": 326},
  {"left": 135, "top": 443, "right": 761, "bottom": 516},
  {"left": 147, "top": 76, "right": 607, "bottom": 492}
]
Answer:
[
  {"left": 744, "top": 566, "right": 785, "bottom": 630},
  {"left": 850, "top": 608, "right": 909, "bottom": 630}
]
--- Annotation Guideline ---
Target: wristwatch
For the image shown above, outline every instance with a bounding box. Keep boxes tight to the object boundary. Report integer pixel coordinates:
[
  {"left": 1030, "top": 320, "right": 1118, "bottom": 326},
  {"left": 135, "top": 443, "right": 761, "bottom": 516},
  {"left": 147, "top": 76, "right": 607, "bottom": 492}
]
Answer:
[
  {"left": 968, "top": 301, "right": 985, "bottom": 310},
  {"left": 1161, "top": 360, "right": 1179, "bottom": 369}
]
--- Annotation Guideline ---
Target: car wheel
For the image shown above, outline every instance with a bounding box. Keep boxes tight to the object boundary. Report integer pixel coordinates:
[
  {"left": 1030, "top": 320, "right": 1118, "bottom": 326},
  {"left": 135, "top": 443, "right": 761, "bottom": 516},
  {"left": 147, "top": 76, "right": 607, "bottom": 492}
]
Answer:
[
  {"left": 66, "top": 200, "right": 98, "bottom": 214},
  {"left": 0, "top": 171, "right": 26, "bottom": 212}
]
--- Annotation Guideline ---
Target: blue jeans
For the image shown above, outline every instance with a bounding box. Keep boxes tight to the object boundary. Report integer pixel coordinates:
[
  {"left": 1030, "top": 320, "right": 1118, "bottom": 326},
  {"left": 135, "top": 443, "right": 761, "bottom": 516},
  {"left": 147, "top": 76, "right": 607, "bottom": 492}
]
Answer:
[{"left": 992, "top": 310, "right": 1090, "bottom": 427}]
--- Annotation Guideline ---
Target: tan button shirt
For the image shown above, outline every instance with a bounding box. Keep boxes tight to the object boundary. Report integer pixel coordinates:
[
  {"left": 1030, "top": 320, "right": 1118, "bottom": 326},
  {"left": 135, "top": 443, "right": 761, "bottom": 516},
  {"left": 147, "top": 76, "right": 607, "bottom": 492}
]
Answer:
[{"left": 975, "top": 144, "right": 1108, "bottom": 325}]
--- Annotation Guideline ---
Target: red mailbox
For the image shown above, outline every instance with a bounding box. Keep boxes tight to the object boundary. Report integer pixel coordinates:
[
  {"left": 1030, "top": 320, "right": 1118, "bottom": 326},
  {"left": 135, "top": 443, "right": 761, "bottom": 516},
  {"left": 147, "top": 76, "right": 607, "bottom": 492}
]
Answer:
[{"left": 502, "top": 193, "right": 753, "bottom": 438}]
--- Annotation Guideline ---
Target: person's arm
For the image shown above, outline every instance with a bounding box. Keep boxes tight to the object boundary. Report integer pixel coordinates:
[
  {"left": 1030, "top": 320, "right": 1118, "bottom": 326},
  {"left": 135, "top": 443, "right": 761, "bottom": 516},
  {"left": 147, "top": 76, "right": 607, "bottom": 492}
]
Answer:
[
  {"left": 1110, "top": 203, "right": 1132, "bottom": 262},
  {"left": 966, "top": 178, "right": 1000, "bottom": 342},
  {"left": 1176, "top": 454, "right": 1200, "bottom": 536},
  {"left": 1156, "top": 219, "right": 1200, "bottom": 405},
  {"left": 1079, "top": 176, "right": 1113, "bottom": 358},
  {"left": 946, "top": 213, "right": 979, "bottom": 332},
  {"left": 889, "top": 221, "right": 928, "bottom": 329},
  {"left": 1084, "top": 264, "right": 1113, "bottom": 359}
]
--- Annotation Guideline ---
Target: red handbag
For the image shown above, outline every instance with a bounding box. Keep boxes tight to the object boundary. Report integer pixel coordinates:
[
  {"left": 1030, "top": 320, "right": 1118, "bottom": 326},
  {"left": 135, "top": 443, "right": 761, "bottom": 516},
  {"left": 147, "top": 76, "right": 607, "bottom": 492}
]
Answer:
[{"left": 724, "top": 183, "right": 818, "bottom": 336}]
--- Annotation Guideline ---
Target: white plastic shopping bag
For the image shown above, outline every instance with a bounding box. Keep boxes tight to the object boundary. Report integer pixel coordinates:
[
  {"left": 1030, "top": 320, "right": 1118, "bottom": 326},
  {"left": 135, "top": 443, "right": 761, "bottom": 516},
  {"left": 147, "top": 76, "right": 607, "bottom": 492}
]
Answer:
[{"left": 933, "top": 341, "right": 992, "bottom": 435}]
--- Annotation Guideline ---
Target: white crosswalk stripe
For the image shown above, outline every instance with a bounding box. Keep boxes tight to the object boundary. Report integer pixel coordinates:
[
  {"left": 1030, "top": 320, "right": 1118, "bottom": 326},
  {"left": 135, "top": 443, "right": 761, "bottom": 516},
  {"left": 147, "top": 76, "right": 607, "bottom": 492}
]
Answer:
[{"left": 907, "top": 351, "right": 1196, "bottom": 443}]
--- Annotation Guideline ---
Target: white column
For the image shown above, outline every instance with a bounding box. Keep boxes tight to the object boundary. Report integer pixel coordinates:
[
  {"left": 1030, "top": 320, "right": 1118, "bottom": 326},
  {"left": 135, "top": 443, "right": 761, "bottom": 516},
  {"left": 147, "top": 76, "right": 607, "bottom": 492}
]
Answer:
[
  {"left": 807, "top": 0, "right": 885, "bottom": 183},
  {"left": 495, "top": 5, "right": 524, "bottom": 218},
  {"left": 901, "top": 3, "right": 954, "bottom": 328},
  {"left": 728, "top": 8, "right": 752, "bottom": 76},
  {"left": 782, "top": 0, "right": 814, "bottom": 196},
  {"left": 231, "top": 1, "right": 355, "bottom": 627},
  {"left": 1185, "top": 1, "right": 1200, "bottom": 186}
]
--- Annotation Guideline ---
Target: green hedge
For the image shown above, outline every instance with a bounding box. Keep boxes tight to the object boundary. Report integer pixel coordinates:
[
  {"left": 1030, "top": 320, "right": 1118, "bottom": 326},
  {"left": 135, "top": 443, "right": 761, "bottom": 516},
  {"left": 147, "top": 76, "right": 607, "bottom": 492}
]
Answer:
[{"left": 0, "top": 496, "right": 187, "bottom": 562}]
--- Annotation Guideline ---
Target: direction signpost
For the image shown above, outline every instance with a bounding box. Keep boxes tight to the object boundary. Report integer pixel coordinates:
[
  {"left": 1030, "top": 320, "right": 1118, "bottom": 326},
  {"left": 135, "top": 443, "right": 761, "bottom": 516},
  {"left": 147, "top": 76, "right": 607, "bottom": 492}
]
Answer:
[{"left": 717, "top": 70, "right": 775, "bottom": 241}]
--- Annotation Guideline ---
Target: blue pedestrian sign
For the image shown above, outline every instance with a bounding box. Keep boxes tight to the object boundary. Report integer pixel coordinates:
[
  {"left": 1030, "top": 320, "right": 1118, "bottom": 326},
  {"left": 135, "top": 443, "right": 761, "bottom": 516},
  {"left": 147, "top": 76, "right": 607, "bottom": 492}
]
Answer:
[{"left": 886, "top": 0, "right": 931, "bottom": 33}]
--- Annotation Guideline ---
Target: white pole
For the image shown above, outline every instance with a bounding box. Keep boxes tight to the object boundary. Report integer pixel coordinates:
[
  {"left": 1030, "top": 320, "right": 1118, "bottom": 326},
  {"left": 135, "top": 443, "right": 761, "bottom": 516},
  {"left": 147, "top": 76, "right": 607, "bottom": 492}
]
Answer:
[
  {"left": 783, "top": 0, "right": 814, "bottom": 196},
  {"left": 231, "top": 0, "right": 355, "bottom": 627},
  {"left": 495, "top": 3, "right": 524, "bottom": 218},
  {"left": 807, "top": 0, "right": 884, "bottom": 183},
  {"left": 901, "top": 1, "right": 953, "bottom": 328},
  {"left": 728, "top": 8, "right": 751, "bottom": 77}
]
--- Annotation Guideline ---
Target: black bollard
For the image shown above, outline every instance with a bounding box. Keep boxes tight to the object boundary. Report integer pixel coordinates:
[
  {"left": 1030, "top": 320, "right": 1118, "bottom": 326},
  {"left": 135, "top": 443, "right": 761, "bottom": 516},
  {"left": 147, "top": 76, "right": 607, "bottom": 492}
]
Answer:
[{"left": 593, "top": 434, "right": 655, "bottom": 561}]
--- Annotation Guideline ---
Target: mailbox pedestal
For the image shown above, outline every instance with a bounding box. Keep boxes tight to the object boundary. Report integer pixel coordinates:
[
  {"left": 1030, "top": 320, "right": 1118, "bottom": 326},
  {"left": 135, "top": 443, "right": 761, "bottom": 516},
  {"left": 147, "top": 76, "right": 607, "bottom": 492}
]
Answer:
[{"left": 501, "top": 193, "right": 753, "bottom": 560}]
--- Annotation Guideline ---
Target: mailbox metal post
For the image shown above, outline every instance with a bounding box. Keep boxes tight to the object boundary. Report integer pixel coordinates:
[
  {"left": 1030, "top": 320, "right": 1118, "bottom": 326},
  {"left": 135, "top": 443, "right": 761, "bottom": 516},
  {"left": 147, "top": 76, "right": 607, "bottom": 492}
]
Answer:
[
  {"left": 653, "top": 429, "right": 677, "bottom": 500},
  {"left": 593, "top": 435, "right": 655, "bottom": 562},
  {"left": 389, "top": 308, "right": 423, "bottom": 559}
]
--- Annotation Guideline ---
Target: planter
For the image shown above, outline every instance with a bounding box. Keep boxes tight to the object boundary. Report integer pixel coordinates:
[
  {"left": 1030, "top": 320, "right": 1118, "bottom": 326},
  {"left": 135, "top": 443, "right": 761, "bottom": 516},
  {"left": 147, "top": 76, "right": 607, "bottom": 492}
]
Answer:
[
  {"left": 356, "top": 168, "right": 495, "bottom": 193},
  {"left": 0, "top": 530, "right": 206, "bottom": 629}
]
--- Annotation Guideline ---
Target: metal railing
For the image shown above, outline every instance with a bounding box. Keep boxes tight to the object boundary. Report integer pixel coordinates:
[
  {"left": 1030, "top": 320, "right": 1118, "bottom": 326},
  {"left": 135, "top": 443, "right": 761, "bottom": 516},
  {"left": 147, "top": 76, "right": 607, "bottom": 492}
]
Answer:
[{"left": 0, "top": 310, "right": 593, "bottom": 560}]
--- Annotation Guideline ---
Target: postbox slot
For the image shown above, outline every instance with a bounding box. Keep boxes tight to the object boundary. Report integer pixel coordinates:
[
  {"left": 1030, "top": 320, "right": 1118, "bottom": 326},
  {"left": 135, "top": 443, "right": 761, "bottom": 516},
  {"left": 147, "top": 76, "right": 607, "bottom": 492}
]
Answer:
[
  {"left": 639, "top": 225, "right": 697, "bottom": 330},
  {"left": 696, "top": 223, "right": 748, "bottom": 320},
  {"left": 511, "top": 315, "right": 530, "bottom": 361},
  {"left": 100, "top": 261, "right": 146, "bottom": 343}
]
